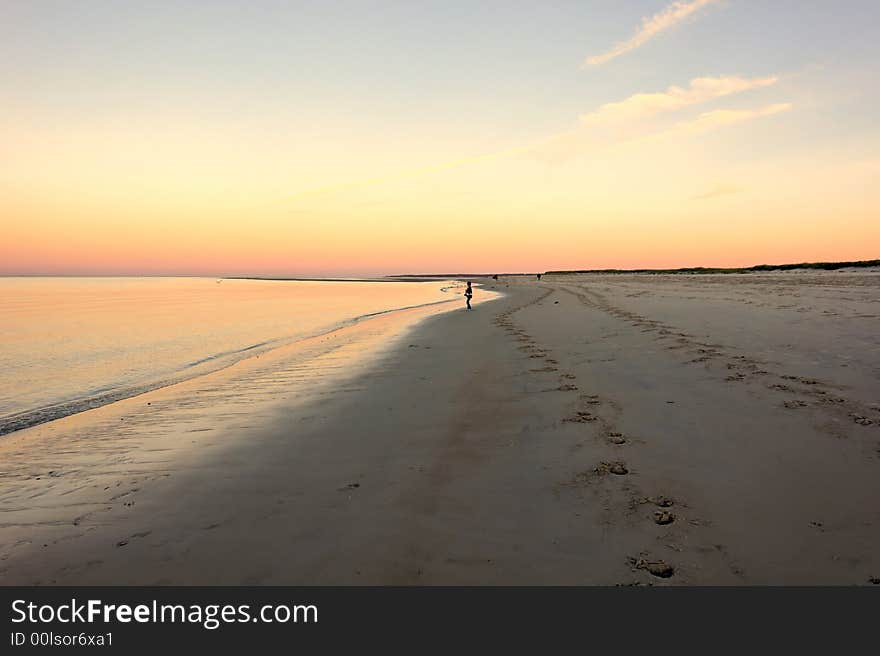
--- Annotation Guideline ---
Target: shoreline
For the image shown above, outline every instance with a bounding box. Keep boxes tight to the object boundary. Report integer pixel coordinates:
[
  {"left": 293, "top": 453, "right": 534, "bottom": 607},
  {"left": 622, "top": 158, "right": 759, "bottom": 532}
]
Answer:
[
  {"left": 0, "top": 280, "right": 477, "bottom": 437},
  {"left": 0, "top": 284, "right": 502, "bottom": 584},
  {"left": 1, "top": 272, "right": 878, "bottom": 585}
]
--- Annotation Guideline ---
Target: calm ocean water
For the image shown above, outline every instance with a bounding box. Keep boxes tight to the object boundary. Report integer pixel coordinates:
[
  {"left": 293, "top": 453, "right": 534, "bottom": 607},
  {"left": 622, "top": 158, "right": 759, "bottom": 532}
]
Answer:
[{"left": 0, "top": 277, "right": 458, "bottom": 435}]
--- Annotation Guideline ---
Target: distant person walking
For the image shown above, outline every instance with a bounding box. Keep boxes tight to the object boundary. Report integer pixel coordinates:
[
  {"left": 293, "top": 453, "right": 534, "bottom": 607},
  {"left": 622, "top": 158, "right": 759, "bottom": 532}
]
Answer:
[
  {"left": 464, "top": 281, "right": 473, "bottom": 310},
  {"left": 536, "top": 273, "right": 542, "bottom": 280}
]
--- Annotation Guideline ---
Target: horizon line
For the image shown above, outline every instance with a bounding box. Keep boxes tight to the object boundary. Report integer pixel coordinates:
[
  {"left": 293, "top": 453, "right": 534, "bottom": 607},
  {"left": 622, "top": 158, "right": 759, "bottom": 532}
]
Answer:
[{"left": 1, "top": 258, "right": 878, "bottom": 280}]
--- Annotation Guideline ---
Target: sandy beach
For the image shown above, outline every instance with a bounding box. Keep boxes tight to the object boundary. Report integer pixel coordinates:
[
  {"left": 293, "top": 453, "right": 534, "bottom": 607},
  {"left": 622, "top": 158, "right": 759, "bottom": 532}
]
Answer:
[{"left": 1, "top": 271, "right": 879, "bottom": 585}]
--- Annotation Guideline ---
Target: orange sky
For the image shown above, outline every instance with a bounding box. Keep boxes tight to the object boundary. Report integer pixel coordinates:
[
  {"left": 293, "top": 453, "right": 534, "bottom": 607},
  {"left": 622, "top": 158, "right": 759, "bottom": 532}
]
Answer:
[{"left": 3, "top": 2, "right": 878, "bottom": 275}]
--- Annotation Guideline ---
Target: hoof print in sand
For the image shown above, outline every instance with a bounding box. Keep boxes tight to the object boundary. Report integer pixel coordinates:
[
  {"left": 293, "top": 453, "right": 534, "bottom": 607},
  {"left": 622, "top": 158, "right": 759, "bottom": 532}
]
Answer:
[
  {"left": 565, "top": 411, "right": 596, "bottom": 423},
  {"left": 654, "top": 510, "right": 675, "bottom": 525},
  {"left": 783, "top": 400, "right": 808, "bottom": 409},
  {"left": 556, "top": 384, "right": 578, "bottom": 392},
  {"left": 631, "top": 557, "right": 674, "bottom": 579},
  {"left": 851, "top": 414, "right": 873, "bottom": 426},
  {"left": 597, "top": 461, "right": 628, "bottom": 476}
]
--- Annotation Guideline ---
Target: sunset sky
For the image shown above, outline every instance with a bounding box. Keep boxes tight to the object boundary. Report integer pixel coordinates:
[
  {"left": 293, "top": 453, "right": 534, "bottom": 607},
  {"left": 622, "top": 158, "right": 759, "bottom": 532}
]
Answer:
[{"left": 3, "top": 1, "right": 879, "bottom": 276}]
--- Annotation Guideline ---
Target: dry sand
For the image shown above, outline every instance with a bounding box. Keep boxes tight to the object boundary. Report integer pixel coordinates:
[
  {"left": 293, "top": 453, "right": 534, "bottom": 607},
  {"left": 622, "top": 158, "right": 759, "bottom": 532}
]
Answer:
[{"left": 1, "top": 272, "right": 879, "bottom": 585}]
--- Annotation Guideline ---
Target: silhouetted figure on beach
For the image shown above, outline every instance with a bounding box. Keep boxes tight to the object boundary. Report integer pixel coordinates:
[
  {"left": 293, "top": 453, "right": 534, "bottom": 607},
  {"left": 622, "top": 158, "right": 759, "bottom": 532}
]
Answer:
[
  {"left": 464, "top": 281, "right": 473, "bottom": 310},
  {"left": 536, "top": 273, "right": 542, "bottom": 281}
]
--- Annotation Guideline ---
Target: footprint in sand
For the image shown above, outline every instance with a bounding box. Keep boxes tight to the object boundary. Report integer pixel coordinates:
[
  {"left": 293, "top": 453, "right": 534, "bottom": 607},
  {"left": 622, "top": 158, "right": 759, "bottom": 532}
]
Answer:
[
  {"left": 783, "top": 400, "right": 809, "bottom": 409},
  {"left": 640, "top": 495, "right": 674, "bottom": 508},
  {"left": 654, "top": 510, "right": 675, "bottom": 525},
  {"left": 596, "top": 461, "right": 629, "bottom": 476},
  {"left": 631, "top": 557, "right": 674, "bottom": 579},
  {"left": 565, "top": 411, "right": 596, "bottom": 423},
  {"left": 607, "top": 432, "right": 627, "bottom": 445}
]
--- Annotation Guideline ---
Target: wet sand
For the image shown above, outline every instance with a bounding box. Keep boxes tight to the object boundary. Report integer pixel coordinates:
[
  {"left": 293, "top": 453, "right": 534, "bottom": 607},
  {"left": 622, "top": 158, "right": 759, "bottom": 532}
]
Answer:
[{"left": 1, "top": 272, "right": 879, "bottom": 585}]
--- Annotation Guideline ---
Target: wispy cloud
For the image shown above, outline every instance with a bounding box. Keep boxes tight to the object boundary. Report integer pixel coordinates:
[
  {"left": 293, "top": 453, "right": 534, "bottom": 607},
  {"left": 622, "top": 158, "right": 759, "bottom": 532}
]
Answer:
[
  {"left": 585, "top": 0, "right": 722, "bottom": 67},
  {"left": 659, "top": 103, "right": 793, "bottom": 138},
  {"left": 533, "top": 76, "right": 785, "bottom": 161},
  {"left": 580, "top": 75, "right": 778, "bottom": 126},
  {"left": 286, "top": 72, "right": 789, "bottom": 200}
]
